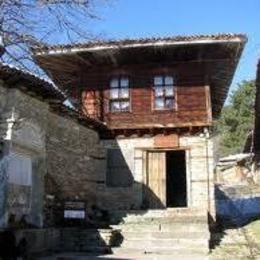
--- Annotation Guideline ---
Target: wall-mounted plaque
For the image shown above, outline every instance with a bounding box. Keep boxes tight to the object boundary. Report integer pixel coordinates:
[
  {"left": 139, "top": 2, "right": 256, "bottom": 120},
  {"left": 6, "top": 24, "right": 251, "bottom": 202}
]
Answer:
[
  {"left": 64, "top": 210, "right": 85, "bottom": 219},
  {"left": 64, "top": 201, "right": 85, "bottom": 219}
]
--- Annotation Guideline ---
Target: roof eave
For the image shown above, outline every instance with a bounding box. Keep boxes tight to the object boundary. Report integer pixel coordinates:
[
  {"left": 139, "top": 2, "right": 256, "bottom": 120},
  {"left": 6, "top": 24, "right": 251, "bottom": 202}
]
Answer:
[{"left": 34, "top": 37, "right": 247, "bottom": 57}]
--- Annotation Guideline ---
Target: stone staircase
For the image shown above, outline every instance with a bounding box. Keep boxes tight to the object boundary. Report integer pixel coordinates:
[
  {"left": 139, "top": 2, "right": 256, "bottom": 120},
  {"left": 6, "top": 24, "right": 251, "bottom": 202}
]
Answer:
[{"left": 110, "top": 208, "right": 210, "bottom": 256}]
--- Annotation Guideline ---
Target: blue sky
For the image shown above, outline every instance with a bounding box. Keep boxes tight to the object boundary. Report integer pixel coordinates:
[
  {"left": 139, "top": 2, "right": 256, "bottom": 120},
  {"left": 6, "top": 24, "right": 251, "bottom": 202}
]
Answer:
[{"left": 88, "top": 0, "right": 260, "bottom": 98}]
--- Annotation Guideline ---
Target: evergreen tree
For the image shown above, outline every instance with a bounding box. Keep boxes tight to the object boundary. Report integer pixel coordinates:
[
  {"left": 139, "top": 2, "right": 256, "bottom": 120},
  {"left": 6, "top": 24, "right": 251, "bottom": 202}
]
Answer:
[{"left": 217, "top": 80, "right": 255, "bottom": 156}]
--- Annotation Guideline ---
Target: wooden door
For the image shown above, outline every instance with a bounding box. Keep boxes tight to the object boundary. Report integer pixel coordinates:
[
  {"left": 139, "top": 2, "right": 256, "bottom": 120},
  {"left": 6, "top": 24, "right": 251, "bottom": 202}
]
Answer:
[{"left": 146, "top": 151, "right": 166, "bottom": 208}]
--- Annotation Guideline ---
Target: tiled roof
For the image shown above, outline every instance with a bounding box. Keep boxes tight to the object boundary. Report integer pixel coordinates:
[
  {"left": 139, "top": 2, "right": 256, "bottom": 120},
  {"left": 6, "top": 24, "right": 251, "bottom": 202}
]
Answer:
[
  {"left": 0, "top": 62, "right": 107, "bottom": 131},
  {"left": 33, "top": 33, "right": 247, "bottom": 54},
  {"left": 0, "top": 62, "right": 65, "bottom": 100}
]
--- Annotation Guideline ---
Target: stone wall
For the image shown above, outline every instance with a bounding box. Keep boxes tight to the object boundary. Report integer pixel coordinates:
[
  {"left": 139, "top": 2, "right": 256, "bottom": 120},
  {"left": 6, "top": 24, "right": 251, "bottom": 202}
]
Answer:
[
  {"left": 0, "top": 81, "right": 8, "bottom": 227},
  {"left": 100, "top": 135, "right": 215, "bottom": 217},
  {"left": 45, "top": 112, "right": 106, "bottom": 225},
  {"left": 0, "top": 81, "right": 7, "bottom": 113},
  {"left": 0, "top": 83, "right": 105, "bottom": 228},
  {"left": 0, "top": 85, "right": 49, "bottom": 227}
]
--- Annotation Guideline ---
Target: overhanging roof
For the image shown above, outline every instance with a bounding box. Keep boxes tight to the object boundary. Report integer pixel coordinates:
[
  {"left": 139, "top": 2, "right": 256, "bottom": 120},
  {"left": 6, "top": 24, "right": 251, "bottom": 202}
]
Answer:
[
  {"left": 33, "top": 33, "right": 247, "bottom": 118},
  {"left": 0, "top": 62, "right": 65, "bottom": 101}
]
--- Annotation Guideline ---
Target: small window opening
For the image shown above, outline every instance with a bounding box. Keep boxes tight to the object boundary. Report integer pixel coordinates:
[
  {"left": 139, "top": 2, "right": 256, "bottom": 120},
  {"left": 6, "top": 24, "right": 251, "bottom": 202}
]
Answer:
[
  {"left": 109, "top": 77, "right": 130, "bottom": 112},
  {"left": 153, "top": 76, "right": 175, "bottom": 110}
]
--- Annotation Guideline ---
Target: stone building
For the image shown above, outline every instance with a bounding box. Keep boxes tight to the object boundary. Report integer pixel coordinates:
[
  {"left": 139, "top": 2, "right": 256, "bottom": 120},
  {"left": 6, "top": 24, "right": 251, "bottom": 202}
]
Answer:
[{"left": 0, "top": 63, "right": 104, "bottom": 228}]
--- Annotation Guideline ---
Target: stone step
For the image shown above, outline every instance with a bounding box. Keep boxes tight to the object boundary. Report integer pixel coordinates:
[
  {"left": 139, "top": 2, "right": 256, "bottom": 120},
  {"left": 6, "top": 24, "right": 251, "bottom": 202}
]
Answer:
[
  {"left": 112, "top": 246, "right": 209, "bottom": 255},
  {"left": 58, "top": 245, "right": 112, "bottom": 254},
  {"left": 118, "top": 231, "right": 210, "bottom": 240},
  {"left": 121, "top": 217, "right": 208, "bottom": 225},
  {"left": 110, "top": 208, "right": 207, "bottom": 223},
  {"left": 211, "top": 235, "right": 252, "bottom": 245},
  {"left": 111, "top": 254, "right": 209, "bottom": 260},
  {"left": 61, "top": 234, "right": 111, "bottom": 241},
  {"left": 120, "top": 237, "right": 209, "bottom": 248},
  {"left": 60, "top": 239, "right": 109, "bottom": 247},
  {"left": 39, "top": 252, "right": 209, "bottom": 260},
  {"left": 112, "top": 222, "right": 209, "bottom": 233}
]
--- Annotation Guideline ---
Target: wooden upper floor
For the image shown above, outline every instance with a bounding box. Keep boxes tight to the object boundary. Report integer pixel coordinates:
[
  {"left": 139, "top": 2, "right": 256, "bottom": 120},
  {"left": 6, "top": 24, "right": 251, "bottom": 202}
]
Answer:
[
  {"left": 33, "top": 34, "right": 247, "bottom": 132},
  {"left": 79, "top": 64, "right": 211, "bottom": 129}
]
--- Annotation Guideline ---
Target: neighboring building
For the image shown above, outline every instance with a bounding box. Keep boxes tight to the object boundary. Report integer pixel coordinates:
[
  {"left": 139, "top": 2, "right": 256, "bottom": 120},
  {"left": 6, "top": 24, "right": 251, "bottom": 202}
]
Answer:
[
  {"left": 33, "top": 34, "right": 246, "bottom": 220},
  {"left": 0, "top": 63, "right": 104, "bottom": 228}
]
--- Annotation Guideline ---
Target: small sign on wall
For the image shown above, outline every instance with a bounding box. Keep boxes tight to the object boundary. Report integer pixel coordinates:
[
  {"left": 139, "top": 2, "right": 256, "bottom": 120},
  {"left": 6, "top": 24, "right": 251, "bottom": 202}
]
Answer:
[
  {"left": 64, "top": 210, "right": 85, "bottom": 219},
  {"left": 154, "top": 134, "right": 179, "bottom": 148},
  {"left": 64, "top": 201, "right": 86, "bottom": 220}
]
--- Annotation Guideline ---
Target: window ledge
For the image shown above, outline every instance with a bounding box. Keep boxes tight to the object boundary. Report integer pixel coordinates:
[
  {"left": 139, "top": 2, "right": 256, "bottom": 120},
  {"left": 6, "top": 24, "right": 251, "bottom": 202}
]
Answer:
[{"left": 107, "top": 111, "right": 132, "bottom": 114}]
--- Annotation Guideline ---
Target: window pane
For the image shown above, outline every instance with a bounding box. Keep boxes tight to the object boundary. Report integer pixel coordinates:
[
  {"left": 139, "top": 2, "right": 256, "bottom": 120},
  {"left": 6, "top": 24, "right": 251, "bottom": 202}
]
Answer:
[
  {"left": 110, "top": 78, "right": 119, "bottom": 88},
  {"left": 155, "top": 98, "right": 164, "bottom": 109},
  {"left": 165, "top": 86, "right": 174, "bottom": 96},
  {"left": 165, "top": 76, "right": 173, "bottom": 85},
  {"left": 120, "top": 88, "right": 129, "bottom": 98},
  {"left": 120, "top": 77, "right": 129, "bottom": 88},
  {"left": 154, "top": 76, "right": 163, "bottom": 86},
  {"left": 154, "top": 87, "right": 164, "bottom": 97},
  {"left": 165, "top": 98, "right": 174, "bottom": 109},
  {"left": 110, "top": 101, "right": 121, "bottom": 112},
  {"left": 121, "top": 101, "right": 130, "bottom": 111},
  {"left": 110, "top": 88, "right": 119, "bottom": 98}
]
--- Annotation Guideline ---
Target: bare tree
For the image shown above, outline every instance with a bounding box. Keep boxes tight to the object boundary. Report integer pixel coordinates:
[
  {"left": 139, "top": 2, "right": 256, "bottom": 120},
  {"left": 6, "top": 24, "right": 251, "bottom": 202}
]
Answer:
[{"left": 0, "top": 0, "right": 107, "bottom": 72}]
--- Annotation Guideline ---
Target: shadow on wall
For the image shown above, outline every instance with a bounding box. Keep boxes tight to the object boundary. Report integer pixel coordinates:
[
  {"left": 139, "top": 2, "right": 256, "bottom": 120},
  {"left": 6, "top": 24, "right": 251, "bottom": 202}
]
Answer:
[
  {"left": 215, "top": 184, "right": 260, "bottom": 228},
  {"left": 210, "top": 184, "right": 260, "bottom": 252},
  {"left": 29, "top": 140, "right": 167, "bottom": 256}
]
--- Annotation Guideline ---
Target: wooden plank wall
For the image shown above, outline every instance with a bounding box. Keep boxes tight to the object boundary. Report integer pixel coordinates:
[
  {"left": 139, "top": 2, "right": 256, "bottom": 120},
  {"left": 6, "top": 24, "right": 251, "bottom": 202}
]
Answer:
[{"left": 80, "top": 64, "right": 211, "bottom": 129}]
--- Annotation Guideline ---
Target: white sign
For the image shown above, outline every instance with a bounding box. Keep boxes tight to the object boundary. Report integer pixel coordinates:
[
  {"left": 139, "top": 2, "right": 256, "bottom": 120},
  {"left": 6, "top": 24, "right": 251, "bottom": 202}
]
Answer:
[{"left": 64, "top": 210, "right": 85, "bottom": 219}]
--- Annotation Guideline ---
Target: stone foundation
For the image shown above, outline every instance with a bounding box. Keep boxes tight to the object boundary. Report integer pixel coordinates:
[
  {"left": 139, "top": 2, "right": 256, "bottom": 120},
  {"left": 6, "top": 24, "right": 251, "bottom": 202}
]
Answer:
[{"left": 100, "top": 135, "right": 215, "bottom": 217}]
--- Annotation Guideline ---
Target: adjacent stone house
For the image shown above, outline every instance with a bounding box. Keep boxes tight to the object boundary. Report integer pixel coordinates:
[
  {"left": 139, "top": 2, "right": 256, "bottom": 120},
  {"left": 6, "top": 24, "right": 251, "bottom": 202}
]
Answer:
[{"left": 0, "top": 63, "right": 104, "bottom": 228}]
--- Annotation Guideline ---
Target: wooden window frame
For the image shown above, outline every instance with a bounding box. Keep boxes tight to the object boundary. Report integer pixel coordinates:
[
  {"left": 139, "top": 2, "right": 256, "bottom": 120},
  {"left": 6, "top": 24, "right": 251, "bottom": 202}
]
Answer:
[
  {"left": 152, "top": 75, "right": 175, "bottom": 111},
  {"left": 109, "top": 76, "right": 131, "bottom": 113}
]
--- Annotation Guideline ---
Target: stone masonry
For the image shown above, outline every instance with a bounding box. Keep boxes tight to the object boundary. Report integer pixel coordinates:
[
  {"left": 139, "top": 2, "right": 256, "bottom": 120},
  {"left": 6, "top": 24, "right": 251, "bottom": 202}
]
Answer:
[
  {"left": 0, "top": 80, "right": 105, "bottom": 228},
  {"left": 101, "top": 135, "right": 215, "bottom": 217}
]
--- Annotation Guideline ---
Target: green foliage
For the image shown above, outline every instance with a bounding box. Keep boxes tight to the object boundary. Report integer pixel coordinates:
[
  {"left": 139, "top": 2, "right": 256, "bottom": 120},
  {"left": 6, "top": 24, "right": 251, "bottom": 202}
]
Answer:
[{"left": 217, "top": 80, "right": 256, "bottom": 156}]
